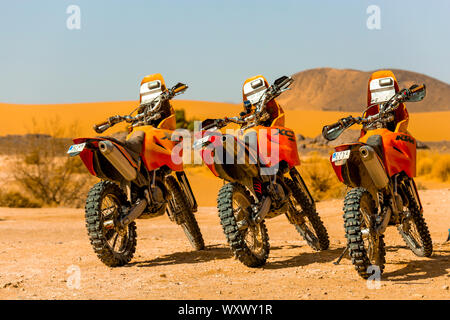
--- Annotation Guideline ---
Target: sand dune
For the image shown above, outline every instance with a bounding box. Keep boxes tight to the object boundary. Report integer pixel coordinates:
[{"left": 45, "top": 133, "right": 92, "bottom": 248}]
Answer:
[
  {"left": 1, "top": 100, "right": 242, "bottom": 137},
  {"left": 2, "top": 100, "right": 449, "bottom": 141}
]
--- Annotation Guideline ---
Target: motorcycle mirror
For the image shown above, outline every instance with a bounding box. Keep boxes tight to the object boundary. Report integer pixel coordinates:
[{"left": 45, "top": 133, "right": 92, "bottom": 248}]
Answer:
[
  {"left": 406, "top": 84, "right": 426, "bottom": 102},
  {"left": 172, "top": 82, "right": 187, "bottom": 94},
  {"left": 274, "top": 75, "right": 289, "bottom": 86},
  {"left": 322, "top": 124, "right": 345, "bottom": 141}
]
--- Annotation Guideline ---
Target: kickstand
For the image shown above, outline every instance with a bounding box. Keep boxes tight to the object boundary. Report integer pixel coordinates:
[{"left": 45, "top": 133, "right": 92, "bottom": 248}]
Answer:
[{"left": 333, "top": 245, "right": 349, "bottom": 265}]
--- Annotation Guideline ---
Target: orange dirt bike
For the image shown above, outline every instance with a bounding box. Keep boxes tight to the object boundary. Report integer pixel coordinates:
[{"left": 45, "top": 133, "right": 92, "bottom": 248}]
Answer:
[
  {"left": 67, "top": 81, "right": 204, "bottom": 267},
  {"left": 322, "top": 84, "right": 432, "bottom": 278},
  {"left": 194, "top": 76, "right": 329, "bottom": 267}
]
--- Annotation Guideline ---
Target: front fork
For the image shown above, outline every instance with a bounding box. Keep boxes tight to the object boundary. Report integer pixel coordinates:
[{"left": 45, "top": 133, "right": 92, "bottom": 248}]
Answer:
[
  {"left": 289, "top": 167, "right": 315, "bottom": 209},
  {"left": 407, "top": 178, "right": 423, "bottom": 213},
  {"left": 176, "top": 171, "right": 198, "bottom": 213}
]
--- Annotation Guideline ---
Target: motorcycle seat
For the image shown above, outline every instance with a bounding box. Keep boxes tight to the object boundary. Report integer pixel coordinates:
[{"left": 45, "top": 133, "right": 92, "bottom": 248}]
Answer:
[{"left": 366, "top": 134, "right": 384, "bottom": 160}]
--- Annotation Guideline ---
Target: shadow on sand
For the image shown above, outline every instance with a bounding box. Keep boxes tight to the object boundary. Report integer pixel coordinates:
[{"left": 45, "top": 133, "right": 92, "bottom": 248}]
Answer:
[
  {"left": 126, "top": 244, "right": 232, "bottom": 268},
  {"left": 127, "top": 243, "right": 345, "bottom": 269},
  {"left": 261, "top": 246, "right": 343, "bottom": 270},
  {"left": 382, "top": 247, "right": 450, "bottom": 282}
]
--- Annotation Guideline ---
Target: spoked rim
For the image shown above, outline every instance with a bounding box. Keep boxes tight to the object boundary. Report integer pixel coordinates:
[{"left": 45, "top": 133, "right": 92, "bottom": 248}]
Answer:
[
  {"left": 232, "top": 192, "right": 266, "bottom": 260},
  {"left": 101, "top": 194, "right": 129, "bottom": 255},
  {"left": 359, "top": 203, "right": 381, "bottom": 265}
]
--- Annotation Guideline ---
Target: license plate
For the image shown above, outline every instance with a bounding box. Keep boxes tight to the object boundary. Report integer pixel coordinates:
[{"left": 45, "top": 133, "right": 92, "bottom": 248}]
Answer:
[
  {"left": 332, "top": 150, "right": 351, "bottom": 164},
  {"left": 67, "top": 142, "right": 86, "bottom": 156},
  {"left": 193, "top": 136, "right": 210, "bottom": 149}
]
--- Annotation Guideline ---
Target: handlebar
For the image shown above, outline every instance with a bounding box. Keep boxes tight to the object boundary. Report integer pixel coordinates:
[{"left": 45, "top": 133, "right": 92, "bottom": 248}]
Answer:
[
  {"left": 93, "top": 123, "right": 112, "bottom": 134},
  {"left": 93, "top": 82, "right": 188, "bottom": 133},
  {"left": 322, "top": 83, "right": 425, "bottom": 140},
  {"left": 93, "top": 115, "right": 126, "bottom": 134},
  {"left": 410, "top": 84, "right": 425, "bottom": 94},
  {"left": 273, "top": 76, "right": 293, "bottom": 92},
  {"left": 201, "top": 77, "right": 293, "bottom": 132}
]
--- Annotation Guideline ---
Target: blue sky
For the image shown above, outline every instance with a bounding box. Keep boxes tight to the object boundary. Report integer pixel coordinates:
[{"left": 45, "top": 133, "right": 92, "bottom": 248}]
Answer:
[{"left": 0, "top": 0, "right": 448, "bottom": 104}]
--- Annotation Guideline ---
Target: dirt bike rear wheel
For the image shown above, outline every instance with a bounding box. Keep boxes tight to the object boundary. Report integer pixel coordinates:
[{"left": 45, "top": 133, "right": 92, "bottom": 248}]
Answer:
[
  {"left": 343, "top": 187, "right": 386, "bottom": 279},
  {"left": 85, "top": 181, "right": 137, "bottom": 267},
  {"left": 217, "top": 182, "right": 269, "bottom": 267},
  {"left": 166, "top": 175, "right": 205, "bottom": 251},
  {"left": 285, "top": 178, "right": 330, "bottom": 251},
  {"left": 397, "top": 180, "right": 433, "bottom": 257}
]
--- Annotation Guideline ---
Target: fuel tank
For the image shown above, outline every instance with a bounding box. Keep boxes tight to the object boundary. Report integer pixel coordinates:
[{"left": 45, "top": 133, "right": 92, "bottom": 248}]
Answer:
[
  {"left": 243, "top": 125, "right": 301, "bottom": 168},
  {"left": 129, "top": 125, "right": 184, "bottom": 172}
]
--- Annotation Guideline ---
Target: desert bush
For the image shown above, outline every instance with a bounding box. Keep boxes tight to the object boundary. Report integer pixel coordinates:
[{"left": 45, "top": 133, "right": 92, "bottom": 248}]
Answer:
[
  {"left": 416, "top": 182, "right": 427, "bottom": 190},
  {"left": 12, "top": 118, "right": 94, "bottom": 208},
  {"left": 417, "top": 151, "right": 450, "bottom": 182},
  {"left": 298, "top": 152, "right": 346, "bottom": 201},
  {"left": 0, "top": 190, "right": 41, "bottom": 208},
  {"left": 175, "top": 109, "right": 198, "bottom": 131},
  {"left": 432, "top": 154, "right": 450, "bottom": 182},
  {"left": 417, "top": 155, "right": 433, "bottom": 175}
]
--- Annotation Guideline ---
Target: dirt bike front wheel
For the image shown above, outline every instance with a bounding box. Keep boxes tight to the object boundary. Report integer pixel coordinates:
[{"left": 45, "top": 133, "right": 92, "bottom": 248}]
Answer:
[
  {"left": 397, "top": 180, "right": 433, "bottom": 257},
  {"left": 217, "top": 182, "right": 270, "bottom": 267},
  {"left": 285, "top": 178, "right": 330, "bottom": 251},
  {"left": 166, "top": 175, "right": 205, "bottom": 251},
  {"left": 85, "top": 181, "right": 137, "bottom": 267}
]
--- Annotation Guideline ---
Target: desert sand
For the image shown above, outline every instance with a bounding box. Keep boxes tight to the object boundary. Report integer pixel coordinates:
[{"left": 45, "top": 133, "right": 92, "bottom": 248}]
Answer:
[
  {"left": 2, "top": 100, "right": 450, "bottom": 141},
  {"left": 0, "top": 187, "right": 448, "bottom": 300}
]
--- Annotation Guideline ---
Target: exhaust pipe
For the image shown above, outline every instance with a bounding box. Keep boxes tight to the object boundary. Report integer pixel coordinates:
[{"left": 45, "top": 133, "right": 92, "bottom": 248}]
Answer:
[
  {"left": 98, "top": 140, "right": 137, "bottom": 181},
  {"left": 359, "top": 146, "right": 389, "bottom": 189}
]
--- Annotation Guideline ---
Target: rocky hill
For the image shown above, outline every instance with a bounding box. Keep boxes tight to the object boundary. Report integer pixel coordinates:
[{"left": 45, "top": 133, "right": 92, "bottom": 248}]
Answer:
[{"left": 277, "top": 68, "right": 450, "bottom": 112}]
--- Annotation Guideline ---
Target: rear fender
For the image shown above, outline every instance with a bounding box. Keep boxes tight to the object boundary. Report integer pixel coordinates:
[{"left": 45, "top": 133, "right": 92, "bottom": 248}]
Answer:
[
  {"left": 72, "top": 137, "right": 98, "bottom": 176},
  {"left": 198, "top": 131, "right": 224, "bottom": 177},
  {"left": 71, "top": 137, "right": 137, "bottom": 178},
  {"left": 330, "top": 143, "right": 362, "bottom": 184}
]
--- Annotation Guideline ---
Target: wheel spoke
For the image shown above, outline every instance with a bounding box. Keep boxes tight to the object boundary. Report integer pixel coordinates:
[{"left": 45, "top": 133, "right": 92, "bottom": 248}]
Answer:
[
  {"left": 111, "top": 233, "right": 119, "bottom": 251},
  {"left": 101, "top": 205, "right": 116, "bottom": 217}
]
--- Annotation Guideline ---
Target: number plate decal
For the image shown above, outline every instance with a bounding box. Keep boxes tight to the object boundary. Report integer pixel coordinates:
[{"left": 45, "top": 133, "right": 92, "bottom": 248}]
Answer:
[
  {"left": 67, "top": 143, "right": 86, "bottom": 156},
  {"left": 332, "top": 150, "right": 351, "bottom": 165}
]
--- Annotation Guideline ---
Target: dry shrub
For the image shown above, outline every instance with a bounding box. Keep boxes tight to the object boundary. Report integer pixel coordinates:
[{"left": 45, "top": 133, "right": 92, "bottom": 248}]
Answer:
[
  {"left": 0, "top": 190, "right": 41, "bottom": 208},
  {"left": 416, "top": 182, "right": 427, "bottom": 190},
  {"left": 12, "top": 117, "right": 95, "bottom": 207},
  {"left": 417, "top": 151, "right": 450, "bottom": 182},
  {"left": 432, "top": 154, "right": 450, "bottom": 182},
  {"left": 298, "top": 152, "right": 346, "bottom": 201}
]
